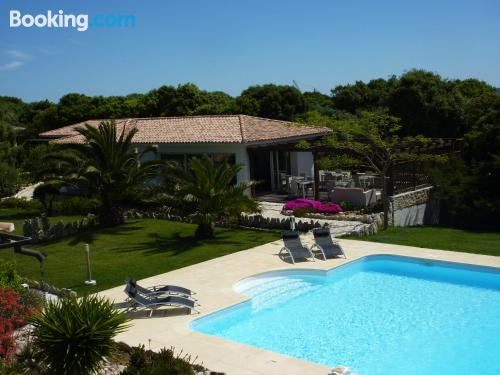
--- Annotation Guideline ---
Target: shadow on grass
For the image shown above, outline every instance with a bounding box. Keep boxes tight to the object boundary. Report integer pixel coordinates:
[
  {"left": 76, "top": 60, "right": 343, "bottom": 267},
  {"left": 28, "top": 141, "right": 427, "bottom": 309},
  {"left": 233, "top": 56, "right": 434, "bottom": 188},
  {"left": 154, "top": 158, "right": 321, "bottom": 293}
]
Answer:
[
  {"left": 117, "top": 231, "right": 243, "bottom": 256},
  {"left": 32, "top": 222, "right": 147, "bottom": 249}
]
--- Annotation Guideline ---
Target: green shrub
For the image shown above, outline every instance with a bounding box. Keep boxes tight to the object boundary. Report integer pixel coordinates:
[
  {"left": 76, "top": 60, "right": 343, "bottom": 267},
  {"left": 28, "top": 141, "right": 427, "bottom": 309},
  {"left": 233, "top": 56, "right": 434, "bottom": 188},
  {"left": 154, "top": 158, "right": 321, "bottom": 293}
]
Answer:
[
  {"left": 19, "top": 289, "right": 45, "bottom": 314},
  {"left": 13, "top": 340, "right": 43, "bottom": 374},
  {"left": 0, "top": 263, "right": 24, "bottom": 293},
  {"left": 52, "top": 196, "right": 100, "bottom": 216},
  {"left": 364, "top": 199, "right": 383, "bottom": 214},
  {"left": 120, "top": 345, "right": 207, "bottom": 375},
  {"left": 339, "top": 200, "right": 357, "bottom": 211},
  {"left": 0, "top": 263, "right": 44, "bottom": 317},
  {"left": 33, "top": 182, "right": 62, "bottom": 216},
  {"left": 120, "top": 185, "right": 166, "bottom": 209},
  {"left": 292, "top": 207, "right": 315, "bottom": 217},
  {"left": 21, "top": 144, "right": 53, "bottom": 181},
  {"left": 0, "top": 197, "right": 42, "bottom": 211},
  {"left": 30, "top": 295, "right": 131, "bottom": 375},
  {"left": 0, "top": 162, "right": 20, "bottom": 198},
  {"left": 0, "top": 360, "right": 25, "bottom": 375}
]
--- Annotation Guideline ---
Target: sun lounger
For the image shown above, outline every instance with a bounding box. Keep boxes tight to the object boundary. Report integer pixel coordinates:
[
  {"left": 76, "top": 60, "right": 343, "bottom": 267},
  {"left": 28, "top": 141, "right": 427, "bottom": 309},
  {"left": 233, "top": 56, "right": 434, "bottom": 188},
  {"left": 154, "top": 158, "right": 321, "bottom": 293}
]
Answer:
[
  {"left": 126, "top": 278, "right": 195, "bottom": 300},
  {"left": 311, "top": 227, "right": 346, "bottom": 260},
  {"left": 124, "top": 283, "right": 199, "bottom": 317},
  {"left": 279, "top": 231, "right": 314, "bottom": 264}
]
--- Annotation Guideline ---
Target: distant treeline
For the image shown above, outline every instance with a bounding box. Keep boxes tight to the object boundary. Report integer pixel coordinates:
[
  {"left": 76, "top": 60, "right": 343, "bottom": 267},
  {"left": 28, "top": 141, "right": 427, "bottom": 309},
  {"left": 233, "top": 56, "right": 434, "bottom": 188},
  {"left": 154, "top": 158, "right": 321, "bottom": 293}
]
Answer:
[{"left": 0, "top": 69, "right": 498, "bottom": 140}]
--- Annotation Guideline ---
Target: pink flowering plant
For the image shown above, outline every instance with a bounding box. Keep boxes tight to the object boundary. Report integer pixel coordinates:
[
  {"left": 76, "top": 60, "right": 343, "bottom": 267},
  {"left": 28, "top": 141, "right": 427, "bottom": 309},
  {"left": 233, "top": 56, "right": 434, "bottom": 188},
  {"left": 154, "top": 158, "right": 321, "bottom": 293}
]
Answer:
[{"left": 283, "top": 199, "right": 343, "bottom": 215}]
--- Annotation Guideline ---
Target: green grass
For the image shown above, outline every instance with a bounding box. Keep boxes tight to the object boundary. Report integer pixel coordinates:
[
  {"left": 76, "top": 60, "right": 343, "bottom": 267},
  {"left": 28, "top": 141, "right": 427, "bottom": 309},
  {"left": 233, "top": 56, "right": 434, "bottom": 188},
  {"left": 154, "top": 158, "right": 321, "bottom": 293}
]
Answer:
[
  {"left": 0, "top": 213, "right": 280, "bottom": 294},
  {"left": 349, "top": 226, "right": 500, "bottom": 257}
]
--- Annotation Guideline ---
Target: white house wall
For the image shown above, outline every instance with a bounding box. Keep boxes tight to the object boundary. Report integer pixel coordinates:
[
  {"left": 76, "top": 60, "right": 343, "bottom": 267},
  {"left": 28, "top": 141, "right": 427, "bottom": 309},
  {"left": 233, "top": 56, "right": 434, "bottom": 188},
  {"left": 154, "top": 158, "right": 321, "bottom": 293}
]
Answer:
[{"left": 134, "top": 143, "right": 250, "bottom": 184}]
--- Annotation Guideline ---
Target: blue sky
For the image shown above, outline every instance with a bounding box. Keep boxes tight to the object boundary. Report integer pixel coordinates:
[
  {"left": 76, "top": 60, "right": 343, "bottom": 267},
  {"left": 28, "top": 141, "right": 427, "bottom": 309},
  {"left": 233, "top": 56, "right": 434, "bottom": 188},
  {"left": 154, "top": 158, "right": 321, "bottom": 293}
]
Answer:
[{"left": 1, "top": 0, "right": 499, "bottom": 102}]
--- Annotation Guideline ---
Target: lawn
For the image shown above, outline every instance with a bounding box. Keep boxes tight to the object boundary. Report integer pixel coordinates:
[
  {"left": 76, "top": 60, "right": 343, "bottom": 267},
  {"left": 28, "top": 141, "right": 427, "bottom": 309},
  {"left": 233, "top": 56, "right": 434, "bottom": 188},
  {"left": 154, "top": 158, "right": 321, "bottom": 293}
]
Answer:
[
  {"left": 350, "top": 226, "right": 500, "bottom": 257},
  {"left": 0, "top": 210, "right": 280, "bottom": 293}
]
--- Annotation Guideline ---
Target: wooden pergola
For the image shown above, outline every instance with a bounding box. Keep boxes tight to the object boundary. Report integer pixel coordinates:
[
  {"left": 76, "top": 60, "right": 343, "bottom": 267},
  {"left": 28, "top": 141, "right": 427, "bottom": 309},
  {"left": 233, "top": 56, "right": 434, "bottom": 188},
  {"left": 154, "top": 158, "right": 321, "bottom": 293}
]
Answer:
[{"left": 248, "top": 138, "right": 462, "bottom": 199}]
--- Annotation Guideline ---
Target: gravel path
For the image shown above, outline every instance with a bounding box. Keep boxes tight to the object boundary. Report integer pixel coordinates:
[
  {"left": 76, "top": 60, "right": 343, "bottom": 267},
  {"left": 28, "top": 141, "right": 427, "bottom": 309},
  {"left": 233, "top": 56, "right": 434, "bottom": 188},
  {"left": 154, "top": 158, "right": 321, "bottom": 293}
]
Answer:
[{"left": 13, "top": 182, "right": 42, "bottom": 200}]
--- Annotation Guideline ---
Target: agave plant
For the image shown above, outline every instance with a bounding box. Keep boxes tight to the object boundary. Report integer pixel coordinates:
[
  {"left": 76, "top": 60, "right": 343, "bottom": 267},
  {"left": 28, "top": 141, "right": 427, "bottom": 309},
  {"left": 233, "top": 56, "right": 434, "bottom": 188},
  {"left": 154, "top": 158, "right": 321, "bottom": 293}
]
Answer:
[
  {"left": 162, "top": 156, "right": 259, "bottom": 239},
  {"left": 30, "top": 295, "right": 130, "bottom": 375}
]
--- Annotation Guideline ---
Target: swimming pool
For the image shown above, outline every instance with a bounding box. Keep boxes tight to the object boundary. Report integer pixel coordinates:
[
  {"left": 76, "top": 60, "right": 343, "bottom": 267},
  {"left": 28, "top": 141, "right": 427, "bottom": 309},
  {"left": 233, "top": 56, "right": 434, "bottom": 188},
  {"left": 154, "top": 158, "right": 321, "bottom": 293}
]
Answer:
[{"left": 191, "top": 255, "right": 500, "bottom": 374}]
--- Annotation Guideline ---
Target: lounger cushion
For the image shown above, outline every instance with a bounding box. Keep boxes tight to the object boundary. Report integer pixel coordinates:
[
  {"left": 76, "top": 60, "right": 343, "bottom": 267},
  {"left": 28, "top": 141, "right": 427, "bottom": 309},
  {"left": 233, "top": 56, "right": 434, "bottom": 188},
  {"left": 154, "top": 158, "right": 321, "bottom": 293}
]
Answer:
[
  {"left": 282, "top": 231, "right": 300, "bottom": 240},
  {"left": 312, "top": 228, "right": 344, "bottom": 258}
]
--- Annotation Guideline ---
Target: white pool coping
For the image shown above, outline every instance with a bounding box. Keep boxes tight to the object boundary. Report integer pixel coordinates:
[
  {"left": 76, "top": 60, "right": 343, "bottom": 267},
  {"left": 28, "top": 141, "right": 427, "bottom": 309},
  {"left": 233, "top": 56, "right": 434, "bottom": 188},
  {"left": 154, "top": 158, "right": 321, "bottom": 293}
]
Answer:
[{"left": 97, "top": 234, "right": 500, "bottom": 375}]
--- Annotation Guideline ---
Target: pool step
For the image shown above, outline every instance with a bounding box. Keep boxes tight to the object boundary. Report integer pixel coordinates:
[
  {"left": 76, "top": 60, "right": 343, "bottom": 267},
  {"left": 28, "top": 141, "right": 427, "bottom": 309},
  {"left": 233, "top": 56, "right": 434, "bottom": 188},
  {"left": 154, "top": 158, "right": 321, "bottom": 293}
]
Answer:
[{"left": 241, "top": 277, "right": 320, "bottom": 311}]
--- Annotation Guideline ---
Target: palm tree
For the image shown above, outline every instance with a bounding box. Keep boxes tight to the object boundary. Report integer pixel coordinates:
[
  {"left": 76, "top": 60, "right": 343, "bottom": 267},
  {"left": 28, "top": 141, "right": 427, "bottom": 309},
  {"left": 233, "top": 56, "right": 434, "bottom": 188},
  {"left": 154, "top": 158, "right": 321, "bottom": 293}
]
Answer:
[
  {"left": 43, "top": 121, "right": 162, "bottom": 226},
  {"left": 163, "top": 156, "right": 259, "bottom": 239}
]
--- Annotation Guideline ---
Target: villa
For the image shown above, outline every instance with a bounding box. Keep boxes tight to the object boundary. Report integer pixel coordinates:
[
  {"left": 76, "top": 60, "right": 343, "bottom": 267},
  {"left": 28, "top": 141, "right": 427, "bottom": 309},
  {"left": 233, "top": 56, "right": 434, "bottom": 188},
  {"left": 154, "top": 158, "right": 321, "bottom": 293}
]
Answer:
[{"left": 39, "top": 115, "right": 331, "bottom": 197}]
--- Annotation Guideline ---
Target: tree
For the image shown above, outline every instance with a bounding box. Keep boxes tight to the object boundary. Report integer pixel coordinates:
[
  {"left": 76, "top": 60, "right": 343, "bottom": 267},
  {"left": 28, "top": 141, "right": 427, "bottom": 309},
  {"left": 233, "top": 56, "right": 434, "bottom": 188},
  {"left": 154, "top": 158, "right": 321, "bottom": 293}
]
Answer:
[
  {"left": 455, "top": 78, "right": 497, "bottom": 100},
  {"left": 31, "top": 295, "right": 130, "bottom": 375},
  {"left": 141, "top": 83, "right": 216, "bottom": 117},
  {"left": 303, "top": 91, "right": 335, "bottom": 115},
  {"left": 161, "top": 156, "right": 259, "bottom": 239},
  {"left": 0, "top": 123, "right": 15, "bottom": 144},
  {"left": 0, "top": 162, "right": 20, "bottom": 198},
  {"left": 41, "top": 121, "right": 163, "bottom": 226},
  {"left": 387, "top": 70, "right": 465, "bottom": 137},
  {"left": 57, "top": 93, "right": 96, "bottom": 125},
  {"left": 432, "top": 93, "right": 500, "bottom": 229},
  {"left": 237, "top": 84, "right": 306, "bottom": 120},
  {"left": 193, "top": 91, "right": 234, "bottom": 115},
  {"left": 331, "top": 77, "right": 397, "bottom": 113},
  {"left": 309, "top": 111, "right": 445, "bottom": 229}
]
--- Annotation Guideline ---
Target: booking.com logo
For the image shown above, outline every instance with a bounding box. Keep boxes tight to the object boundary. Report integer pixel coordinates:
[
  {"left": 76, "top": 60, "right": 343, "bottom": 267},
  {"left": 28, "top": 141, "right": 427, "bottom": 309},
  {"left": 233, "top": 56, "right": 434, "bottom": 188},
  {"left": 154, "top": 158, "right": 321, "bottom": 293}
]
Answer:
[{"left": 9, "top": 10, "right": 136, "bottom": 31}]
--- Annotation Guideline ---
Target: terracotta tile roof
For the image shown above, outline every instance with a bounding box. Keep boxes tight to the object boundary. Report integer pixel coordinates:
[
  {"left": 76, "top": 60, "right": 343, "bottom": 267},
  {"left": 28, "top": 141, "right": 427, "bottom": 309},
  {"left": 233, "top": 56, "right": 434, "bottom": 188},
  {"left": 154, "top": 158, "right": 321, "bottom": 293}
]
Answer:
[{"left": 40, "top": 115, "right": 331, "bottom": 145}]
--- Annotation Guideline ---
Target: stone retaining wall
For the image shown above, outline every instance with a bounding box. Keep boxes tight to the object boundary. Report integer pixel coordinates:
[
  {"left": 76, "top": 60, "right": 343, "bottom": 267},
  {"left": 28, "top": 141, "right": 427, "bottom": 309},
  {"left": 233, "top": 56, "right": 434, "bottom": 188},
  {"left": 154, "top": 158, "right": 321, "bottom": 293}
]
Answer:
[
  {"left": 125, "top": 209, "right": 382, "bottom": 237},
  {"left": 23, "top": 214, "right": 98, "bottom": 243},
  {"left": 390, "top": 186, "right": 433, "bottom": 211},
  {"left": 240, "top": 213, "right": 381, "bottom": 237},
  {"left": 388, "top": 186, "right": 437, "bottom": 226}
]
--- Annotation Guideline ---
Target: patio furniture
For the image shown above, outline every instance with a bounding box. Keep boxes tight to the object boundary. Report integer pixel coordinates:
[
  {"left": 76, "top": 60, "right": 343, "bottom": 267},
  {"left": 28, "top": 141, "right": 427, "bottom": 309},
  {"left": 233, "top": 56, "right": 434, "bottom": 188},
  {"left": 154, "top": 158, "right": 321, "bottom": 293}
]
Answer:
[
  {"left": 330, "top": 187, "right": 378, "bottom": 207},
  {"left": 124, "top": 284, "right": 199, "bottom": 317},
  {"left": 311, "top": 228, "right": 346, "bottom": 260},
  {"left": 279, "top": 172, "right": 290, "bottom": 191},
  {"left": 289, "top": 178, "right": 300, "bottom": 196},
  {"left": 126, "top": 278, "right": 196, "bottom": 300},
  {"left": 358, "top": 175, "right": 376, "bottom": 189},
  {"left": 279, "top": 231, "right": 314, "bottom": 264},
  {"left": 297, "top": 179, "right": 314, "bottom": 198}
]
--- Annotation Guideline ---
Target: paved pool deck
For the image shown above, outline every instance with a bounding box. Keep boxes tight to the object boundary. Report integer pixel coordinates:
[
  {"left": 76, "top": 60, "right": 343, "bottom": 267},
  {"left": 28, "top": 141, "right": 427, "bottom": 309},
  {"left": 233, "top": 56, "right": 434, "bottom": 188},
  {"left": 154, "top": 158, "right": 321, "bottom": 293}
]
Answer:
[{"left": 98, "top": 235, "right": 500, "bottom": 375}]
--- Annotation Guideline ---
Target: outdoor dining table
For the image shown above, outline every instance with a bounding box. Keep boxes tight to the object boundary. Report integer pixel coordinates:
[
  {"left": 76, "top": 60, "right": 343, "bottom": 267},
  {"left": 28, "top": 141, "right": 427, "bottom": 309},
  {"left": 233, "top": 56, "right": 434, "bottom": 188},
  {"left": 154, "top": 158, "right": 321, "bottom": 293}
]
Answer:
[{"left": 296, "top": 179, "right": 314, "bottom": 198}]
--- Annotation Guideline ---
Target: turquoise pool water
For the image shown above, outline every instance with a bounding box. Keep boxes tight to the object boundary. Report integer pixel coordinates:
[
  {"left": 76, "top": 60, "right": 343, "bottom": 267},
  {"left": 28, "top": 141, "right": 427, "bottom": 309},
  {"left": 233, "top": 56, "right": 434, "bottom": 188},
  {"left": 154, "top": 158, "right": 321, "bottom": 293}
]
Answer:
[{"left": 191, "top": 255, "right": 500, "bottom": 375}]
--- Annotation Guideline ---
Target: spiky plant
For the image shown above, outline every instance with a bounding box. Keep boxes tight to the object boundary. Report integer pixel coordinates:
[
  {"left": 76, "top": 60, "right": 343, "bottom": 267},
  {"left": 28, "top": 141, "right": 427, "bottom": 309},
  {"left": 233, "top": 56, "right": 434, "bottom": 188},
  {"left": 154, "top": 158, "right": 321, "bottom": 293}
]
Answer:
[
  {"left": 41, "top": 121, "right": 163, "bottom": 226},
  {"left": 30, "top": 295, "right": 131, "bottom": 375},
  {"left": 162, "top": 156, "right": 259, "bottom": 239}
]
